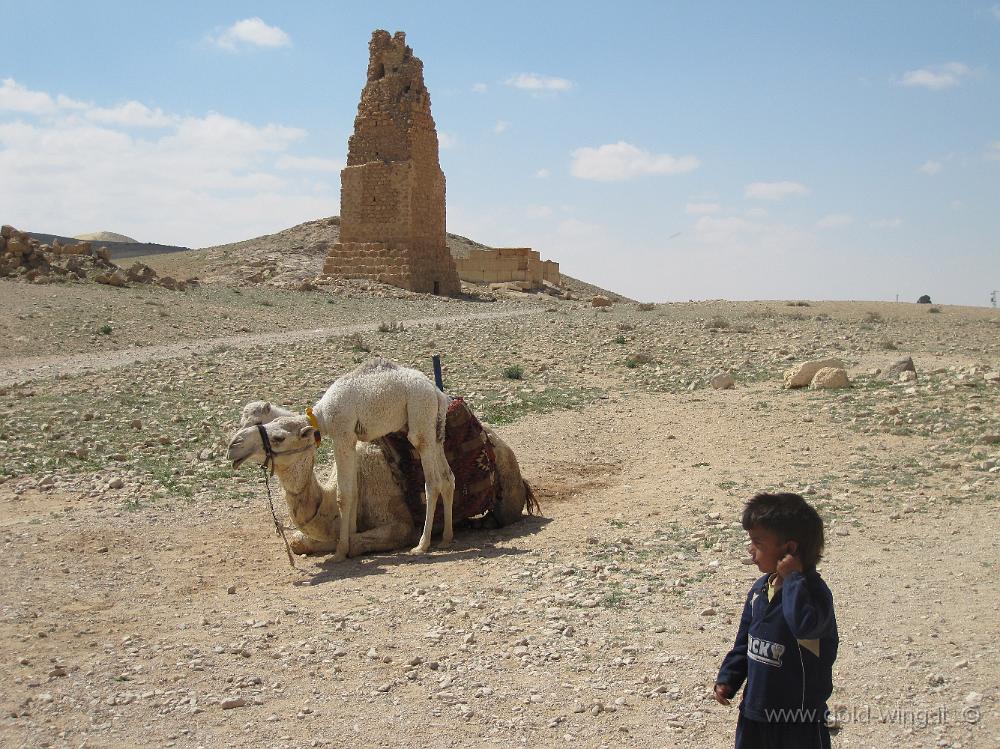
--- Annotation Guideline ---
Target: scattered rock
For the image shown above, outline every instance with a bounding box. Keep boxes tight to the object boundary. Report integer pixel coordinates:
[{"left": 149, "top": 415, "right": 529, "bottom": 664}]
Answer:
[
  {"left": 811, "top": 367, "right": 850, "bottom": 389},
  {"left": 710, "top": 371, "right": 735, "bottom": 390},
  {"left": 591, "top": 295, "right": 612, "bottom": 308},
  {"left": 887, "top": 356, "right": 916, "bottom": 380},
  {"left": 221, "top": 697, "right": 246, "bottom": 709},
  {"left": 783, "top": 358, "right": 846, "bottom": 389}
]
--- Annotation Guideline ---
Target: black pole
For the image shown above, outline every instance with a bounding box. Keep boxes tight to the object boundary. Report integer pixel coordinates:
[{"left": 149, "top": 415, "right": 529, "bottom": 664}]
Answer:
[{"left": 432, "top": 354, "right": 444, "bottom": 392}]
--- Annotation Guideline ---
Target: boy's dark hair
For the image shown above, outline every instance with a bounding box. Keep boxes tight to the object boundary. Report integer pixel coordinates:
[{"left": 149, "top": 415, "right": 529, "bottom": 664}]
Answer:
[{"left": 742, "top": 492, "right": 825, "bottom": 569}]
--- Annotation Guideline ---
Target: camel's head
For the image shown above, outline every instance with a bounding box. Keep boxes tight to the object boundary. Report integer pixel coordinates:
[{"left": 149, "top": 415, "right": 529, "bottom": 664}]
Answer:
[
  {"left": 227, "top": 415, "right": 319, "bottom": 470},
  {"left": 239, "top": 400, "right": 281, "bottom": 428}
]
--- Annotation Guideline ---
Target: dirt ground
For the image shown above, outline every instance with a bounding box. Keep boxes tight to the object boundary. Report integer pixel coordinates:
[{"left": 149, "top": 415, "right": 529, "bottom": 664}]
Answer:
[{"left": 2, "top": 276, "right": 998, "bottom": 749}]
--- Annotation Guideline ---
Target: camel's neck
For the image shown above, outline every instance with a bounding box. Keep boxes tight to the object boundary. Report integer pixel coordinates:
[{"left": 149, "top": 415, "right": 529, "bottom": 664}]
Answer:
[{"left": 273, "top": 453, "right": 334, "bottom": 529}]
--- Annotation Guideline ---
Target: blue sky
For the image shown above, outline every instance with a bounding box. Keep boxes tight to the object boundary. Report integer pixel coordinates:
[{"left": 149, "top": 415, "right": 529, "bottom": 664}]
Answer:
[{"left": 2, "top": 1, "right": 998, "bottom": 305}]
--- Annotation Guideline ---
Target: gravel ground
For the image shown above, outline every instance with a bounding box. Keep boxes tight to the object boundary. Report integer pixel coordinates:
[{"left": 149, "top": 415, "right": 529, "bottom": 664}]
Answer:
[{"left": 2, "top": 273, "right": 999, "bottom": 748}]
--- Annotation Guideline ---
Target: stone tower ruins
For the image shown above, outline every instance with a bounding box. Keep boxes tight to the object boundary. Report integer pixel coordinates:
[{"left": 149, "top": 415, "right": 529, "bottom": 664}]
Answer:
[{"left": 323, "top": 30, "right": 461, "bottom": 296}]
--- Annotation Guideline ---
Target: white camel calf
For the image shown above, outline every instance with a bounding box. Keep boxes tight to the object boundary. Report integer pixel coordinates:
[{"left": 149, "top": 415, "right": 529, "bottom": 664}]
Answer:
[{"left": 240, "top": 358, "right": 456, "bottom": 561}]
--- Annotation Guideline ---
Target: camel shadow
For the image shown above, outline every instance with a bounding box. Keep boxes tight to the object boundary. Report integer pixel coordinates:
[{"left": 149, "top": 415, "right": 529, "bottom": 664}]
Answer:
[{"left": 295, "top": 514, "right": 552, "bottom": 586}]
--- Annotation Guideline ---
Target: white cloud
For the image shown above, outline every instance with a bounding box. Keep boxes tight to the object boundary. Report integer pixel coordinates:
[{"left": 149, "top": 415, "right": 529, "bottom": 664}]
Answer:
[
  {"left": 744, "top": 181, "right": 810, "bottom": 201},
  {"left": 985, "top": 140, "right": 1000, "bottom": 161},
  {"left": 570, "top": 141, "right": 699, "bottom": 181},
  {"left": 744, "top": 207, "right": 768, "bottom": 218},
  {"left": 0, "top": 78, "right": 83, "bottom": 114},
  {"left": 816, "top": 213, "right": 854, "bottom": 229},
  {"left": 275, "top": 155, "right": 344, "bottom": 172},
  {"left": 684, "top": 202, "right": 720, "bottom": 215},
  {"left": 86, "top": 101, "right": 174, "bottom": 128},
  {"left": 526, "top": 205, "right": 553, "bottom": 218},
  {"left": 692, "top": 215, "right": 815, "bottom": 256},
  {"left": 505, "top": 73, "right": 574, "bottom": 93},
  {"left": 870, "top": 217, "right": 903, "bottom": 228},
  {"left": 438, "top": 131, "right": 458, "bottom": 149},
  {"left": 493, "top": 120, "right": 509, "bottom": 134},
  {"left": 918, "top": 160, "right": 943, "bottom": 175},
  {"left": 534, "top": 168, "right": 551, "bottom": 179},
  {"left": 210, "top": 17, "right": 291, "bottom": 51},
  {"left": 471, "top": 82, "right": 488, "bottom": 93},
  {"left": 900, "top": 62, "right": 971, "bottom": 90},
  {"left": 0, "top": 83, "right": 336, "bottom": 247},
  {"left": 993, "top": 4, "right": 1000, "bottom": 20}
]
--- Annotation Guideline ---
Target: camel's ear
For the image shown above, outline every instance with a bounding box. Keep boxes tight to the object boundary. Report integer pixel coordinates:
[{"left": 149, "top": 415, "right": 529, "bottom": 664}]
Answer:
[
  {"left": 299, "top": 425, "right": 315, "bottom": 440},
  {"left": 263, "top": 401, "right": 272, "bottom": 411}
]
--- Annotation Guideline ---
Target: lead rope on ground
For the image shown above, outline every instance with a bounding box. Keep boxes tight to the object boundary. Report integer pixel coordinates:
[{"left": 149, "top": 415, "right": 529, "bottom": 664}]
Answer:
[{"left": 260, "top": 465, "right": 298, "bottom": 570}]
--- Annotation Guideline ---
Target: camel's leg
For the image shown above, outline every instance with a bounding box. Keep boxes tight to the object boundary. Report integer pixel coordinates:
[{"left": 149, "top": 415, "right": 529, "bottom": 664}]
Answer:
[
  {"left": 412, "top": 477, "right": 437, "bottom": 554},
  {"left": 333, "top": 439, "right": 358, "bottom": 562},
  {"left": 412, "top": 447, "right": 455, "bottom": 553},
  {"left": 290, "top": 531, "right": 340, "bottom": 556},
  {"left": 349, "top": 523, "right": 413, "bottom": 557}
]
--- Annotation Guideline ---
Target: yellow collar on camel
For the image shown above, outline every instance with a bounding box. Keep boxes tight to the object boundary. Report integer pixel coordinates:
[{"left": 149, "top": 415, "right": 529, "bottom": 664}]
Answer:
[{"left": 305, "top": 407, "right": 322, "bottom": 446}]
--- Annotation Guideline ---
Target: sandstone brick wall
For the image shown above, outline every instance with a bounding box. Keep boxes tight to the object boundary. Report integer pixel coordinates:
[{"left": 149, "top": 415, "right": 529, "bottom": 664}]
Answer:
[
  {"left": 454, "top": 247, "right": 560, "bottom": 288},
  {"left": 323, "top": 29, "right": 459, "bottom": 296}
]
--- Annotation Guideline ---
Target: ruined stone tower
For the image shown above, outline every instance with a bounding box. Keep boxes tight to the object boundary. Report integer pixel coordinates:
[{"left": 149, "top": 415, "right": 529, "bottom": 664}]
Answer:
[{"left": 322, "top": 30, "right": 461, "bottom": 296}]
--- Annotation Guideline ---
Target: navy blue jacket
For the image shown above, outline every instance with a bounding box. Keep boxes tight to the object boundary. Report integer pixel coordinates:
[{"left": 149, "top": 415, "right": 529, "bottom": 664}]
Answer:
[{"left": 716, "top": 570, "right": 838, "bottom": 723}]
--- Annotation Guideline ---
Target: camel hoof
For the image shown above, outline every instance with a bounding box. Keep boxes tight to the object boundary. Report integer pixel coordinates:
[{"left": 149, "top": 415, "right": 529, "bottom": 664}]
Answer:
[
  {"left": 331, "top": 551, "right": 348, "bottom": 562},
  {"left": 437, "top": 538, "right": 453, "bottom": 549},
  {"left": 409, "top": 545, "right": 429, "bottom": 555}
]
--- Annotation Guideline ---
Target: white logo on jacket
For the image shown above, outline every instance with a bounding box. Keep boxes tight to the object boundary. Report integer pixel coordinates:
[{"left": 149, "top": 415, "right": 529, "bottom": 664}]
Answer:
[{"left": 747, "top": 635, "right": 786, "bottom": 667}]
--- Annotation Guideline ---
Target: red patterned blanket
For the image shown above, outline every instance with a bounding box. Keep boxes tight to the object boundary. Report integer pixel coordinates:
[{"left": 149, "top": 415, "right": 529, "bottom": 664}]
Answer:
[{"left": 376, "top": 397, "right": 498, "bottom": 530}]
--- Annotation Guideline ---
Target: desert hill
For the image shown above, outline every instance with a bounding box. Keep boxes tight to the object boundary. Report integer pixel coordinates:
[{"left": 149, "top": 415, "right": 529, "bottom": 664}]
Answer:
[
  {"left": 73, "top": 231, "right": 139, "bottom": 243},
  {"left": 26, "top": 230, "right": 190, "bottom": 262},
  {"left": 139, "top": 216, "right": 633, "bottom": 301}
]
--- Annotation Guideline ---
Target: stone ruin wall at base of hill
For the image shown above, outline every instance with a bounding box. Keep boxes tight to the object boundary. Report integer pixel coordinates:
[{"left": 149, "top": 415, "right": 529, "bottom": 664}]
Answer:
[
  {"left": 454, "top": 247, "right": 560, "bottom": 288},
  {"left": 322, "top": 30, "right": 461, "bottom": 296}
]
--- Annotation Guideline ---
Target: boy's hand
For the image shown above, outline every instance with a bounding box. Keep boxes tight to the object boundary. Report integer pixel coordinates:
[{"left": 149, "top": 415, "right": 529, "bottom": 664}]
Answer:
[
  {"left": 713, "top": 683, "right": 732, "bottom": 705},
  {"left": 776, "top": 553, "right": 803, "bottom": 578}
]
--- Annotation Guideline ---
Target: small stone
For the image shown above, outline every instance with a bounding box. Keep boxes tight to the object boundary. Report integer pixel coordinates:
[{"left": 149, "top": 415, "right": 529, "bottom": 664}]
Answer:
[
  {"left": 835, "top": 527, "right": 850, "bottom": 537},
  {"left": 700, "top": 607, "right": 717, "bottom": 616},
  {"left": 108, "top": 478, "right": 124, "bottom": 490},
  {"left": 221, "top": 697, "right": 246, "bottom": 709},
  {"left": 710, "top": 371, "right": 735, "bottom": 389},
  {"left": 129, "top": 419, "right": 142, "bottom": 430},
  {"left": 227, "top": 585, "right": 237, "bottom": 595}
]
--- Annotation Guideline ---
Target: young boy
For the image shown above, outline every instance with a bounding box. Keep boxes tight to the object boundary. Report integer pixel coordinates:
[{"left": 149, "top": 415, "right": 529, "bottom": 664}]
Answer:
[{"left": 713, "top": 492, "right": 838, "bottom": 749}]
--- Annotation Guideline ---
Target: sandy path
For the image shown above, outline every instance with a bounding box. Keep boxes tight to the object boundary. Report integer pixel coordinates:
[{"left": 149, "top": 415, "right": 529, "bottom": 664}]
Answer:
[{"left": 0, "top": 308, "right": 541, "bottom": 387}]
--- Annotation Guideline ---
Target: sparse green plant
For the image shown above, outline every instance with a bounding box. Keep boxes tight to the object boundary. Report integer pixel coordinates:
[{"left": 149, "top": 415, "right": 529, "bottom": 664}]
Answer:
[
  {"left": 617, "top": 322, "right": 635, "bottom": 331},
  {"left": 97, "top": 323, "right": 113, "bottom": 335},
  {"left": 705, "top": 317, "right": 729, "bottom": 330},
  {"left": 863, "top": 310, "right": 883, "bottom": 323},
  {"left": 786, "top": 300, "right": 811, "bottom": 307},
  {"left": 614, "top": 334, "right": 627, "bottom": 345},
  {"left": 502, "top": 363, "right": 524, "bottom": 380},
  {"left": 637, "top": 302, "right": 655, "bottom": 311},
  {"left": 928, "top": 306, "right": 942, "bottom": 313},
  {"left": 879, "top": 337, "right": 898, "bottom": 350},
  {"left": 260, "top": 299, "right": 273, "bottom": 307},
  {"left": 344, "top": 332, "right": 370, "bottom": 353},
  {"left": 377, "top": 320, "right": 404, "bottom": 333}
]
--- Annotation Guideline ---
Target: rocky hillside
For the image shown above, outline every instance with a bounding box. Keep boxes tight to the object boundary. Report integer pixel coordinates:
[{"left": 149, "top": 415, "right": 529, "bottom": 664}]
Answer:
[{"left": 140, "top": 215, "right": 633, "bottom": 301}]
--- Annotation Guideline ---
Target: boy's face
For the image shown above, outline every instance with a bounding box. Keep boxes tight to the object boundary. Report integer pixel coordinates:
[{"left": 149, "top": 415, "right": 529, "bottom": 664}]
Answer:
[{"left": 746, "top": 525, "right": 791, "bottom": 574}]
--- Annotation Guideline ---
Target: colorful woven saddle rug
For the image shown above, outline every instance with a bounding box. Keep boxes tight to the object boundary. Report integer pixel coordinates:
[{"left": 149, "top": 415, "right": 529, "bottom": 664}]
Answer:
[{"left": 375, "top": 397, "right": 499, "bottom": 530}]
